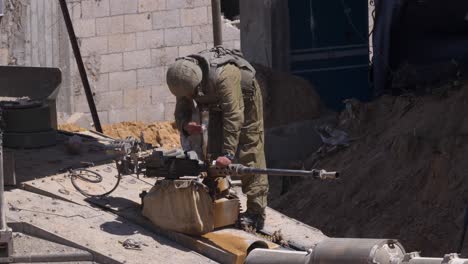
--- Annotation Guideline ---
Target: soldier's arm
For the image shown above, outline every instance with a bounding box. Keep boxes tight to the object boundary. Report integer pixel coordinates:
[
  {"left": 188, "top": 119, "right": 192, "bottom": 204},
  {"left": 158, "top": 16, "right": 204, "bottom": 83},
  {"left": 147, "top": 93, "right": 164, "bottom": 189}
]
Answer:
[
  {"left": 174, "top": 96, "right": 194, "bottom": 136},
  {"left": 216, "top": 64, "right": 244, "bottom": 156}
]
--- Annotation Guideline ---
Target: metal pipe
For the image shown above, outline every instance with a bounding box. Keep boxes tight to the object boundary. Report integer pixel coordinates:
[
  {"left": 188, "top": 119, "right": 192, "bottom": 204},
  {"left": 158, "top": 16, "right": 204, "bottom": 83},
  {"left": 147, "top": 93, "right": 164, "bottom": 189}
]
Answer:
[
  {"left": 211, "top": 0, "right": 223, "bottom": 46},
  {"left": 0, "top": 109, "right": 6, "bottom": 231},
  {"left": 12, "top": 251, "right": 93, "bottom": 262},
  {"left": 245, "top": 249, "right": 310, "bottom": 264},
  {"left": 221, "top": 164, "right": 339, "bottom": 180},
  {"left": 58, "top": 0, "right": 103, "bottom": 133}
]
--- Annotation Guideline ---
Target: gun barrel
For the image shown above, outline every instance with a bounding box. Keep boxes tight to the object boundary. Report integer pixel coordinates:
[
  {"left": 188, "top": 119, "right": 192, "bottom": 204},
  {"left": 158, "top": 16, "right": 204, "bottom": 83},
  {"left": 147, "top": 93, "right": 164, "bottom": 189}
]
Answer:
[{"left": 214, "top": 164, "right": 339, "bottom": 180}]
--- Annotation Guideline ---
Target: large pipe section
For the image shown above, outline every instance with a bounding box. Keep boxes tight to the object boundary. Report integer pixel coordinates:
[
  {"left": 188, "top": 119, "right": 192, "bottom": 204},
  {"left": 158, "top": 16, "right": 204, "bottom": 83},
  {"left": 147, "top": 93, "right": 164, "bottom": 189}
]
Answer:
[{"left": 246, "top": 239, "right": 468, "bottom": 264}]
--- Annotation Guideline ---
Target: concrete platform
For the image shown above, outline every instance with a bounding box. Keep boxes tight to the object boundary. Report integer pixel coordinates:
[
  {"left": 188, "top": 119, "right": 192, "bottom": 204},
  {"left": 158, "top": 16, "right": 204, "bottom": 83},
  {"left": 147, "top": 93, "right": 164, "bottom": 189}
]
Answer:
[
  {"left": 21, "top": 163, "right": 327, "bottom": 262},
  {"left": 6, "top": 189, "right": 214, "bottom": 264},
  {"left": 12, "top": 232, "right": 94, "bottom": 264}
]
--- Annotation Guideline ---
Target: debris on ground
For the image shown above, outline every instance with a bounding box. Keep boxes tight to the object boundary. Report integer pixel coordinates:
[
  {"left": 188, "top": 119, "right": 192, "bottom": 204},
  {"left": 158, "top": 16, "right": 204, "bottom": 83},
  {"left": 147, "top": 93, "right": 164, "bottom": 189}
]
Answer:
[
  {"left": 271, "top": 84, "right": 468, "bottom": 256},
  {"left": 119, "top": 238, "right": 148, "bottom": 251},
  {"left": 58, "top": 123, "right": 87, "bottom": 132},
  {"left": 59, "top": 121, "right": 181, "bottom": 149}
]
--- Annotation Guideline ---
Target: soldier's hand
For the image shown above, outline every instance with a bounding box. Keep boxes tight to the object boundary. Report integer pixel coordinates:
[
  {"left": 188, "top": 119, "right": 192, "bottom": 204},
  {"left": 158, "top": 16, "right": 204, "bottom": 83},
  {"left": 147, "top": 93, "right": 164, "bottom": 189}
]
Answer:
[
  {"left": 216, "top": 156, "right": 232, "bottom": 168},
  {"left": 184, "top": 122, "right": 203, "bottom": 135}
]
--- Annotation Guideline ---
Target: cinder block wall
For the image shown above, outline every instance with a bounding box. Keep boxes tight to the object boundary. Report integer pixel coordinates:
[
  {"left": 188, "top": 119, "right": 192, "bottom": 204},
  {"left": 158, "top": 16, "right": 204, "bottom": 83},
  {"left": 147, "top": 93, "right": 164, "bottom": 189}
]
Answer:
[
  {"left": 69, "top": 0, "right": 240, "bottom": 126},
  {"left": 0, "top": 0, "right": 240, "bottom": 127}
]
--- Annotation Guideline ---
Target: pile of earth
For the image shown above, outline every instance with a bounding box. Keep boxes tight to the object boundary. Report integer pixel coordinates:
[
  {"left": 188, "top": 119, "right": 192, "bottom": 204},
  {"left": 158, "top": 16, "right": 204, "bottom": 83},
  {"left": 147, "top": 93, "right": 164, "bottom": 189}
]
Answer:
[
  {"left": 253, "top": 63, "right": 322, "bottom": 128},
  {"left": 270, "top": 84, "right": 468, "bottom": 256},
  {"left": 59, "top": 121, "right": 181, "bottom": 149}
]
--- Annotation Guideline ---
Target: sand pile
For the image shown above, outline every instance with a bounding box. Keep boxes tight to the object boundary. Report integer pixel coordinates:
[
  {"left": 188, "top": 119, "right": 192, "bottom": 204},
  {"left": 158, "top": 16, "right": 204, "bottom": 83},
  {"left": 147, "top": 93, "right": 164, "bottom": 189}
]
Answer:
[
  {"left": 271, "top": 84, "right": 468, "bottom": 256},
  {"left": 59, "top": 121, "right": 181, "bottom": 149},
  {"left": 253, "top": 63, "right": 322, "bottom": 128}
]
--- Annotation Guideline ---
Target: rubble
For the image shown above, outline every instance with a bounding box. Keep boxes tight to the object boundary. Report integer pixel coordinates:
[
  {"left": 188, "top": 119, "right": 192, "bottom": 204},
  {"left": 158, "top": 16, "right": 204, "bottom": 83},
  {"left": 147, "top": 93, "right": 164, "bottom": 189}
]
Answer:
[
  {"left": 59, "top": 121, "right": 181, "bottom": 149},
  {"left": 270, "top": 83, "right": 468, "bottom": 256}
]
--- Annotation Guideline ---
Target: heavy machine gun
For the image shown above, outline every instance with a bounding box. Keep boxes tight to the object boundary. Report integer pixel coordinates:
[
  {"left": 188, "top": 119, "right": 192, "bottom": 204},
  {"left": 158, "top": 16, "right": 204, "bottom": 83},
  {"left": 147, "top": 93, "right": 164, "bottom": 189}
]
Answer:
[{"left": 140, "top": 149, "right": 339, "bottom": 181}]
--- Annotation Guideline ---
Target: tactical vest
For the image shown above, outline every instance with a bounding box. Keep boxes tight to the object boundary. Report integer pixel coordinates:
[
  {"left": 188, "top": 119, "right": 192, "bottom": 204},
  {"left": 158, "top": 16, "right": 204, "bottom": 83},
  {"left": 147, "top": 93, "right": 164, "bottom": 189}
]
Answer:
[{"left": 179, "top": 46, "right": 257, "bottom": 109}]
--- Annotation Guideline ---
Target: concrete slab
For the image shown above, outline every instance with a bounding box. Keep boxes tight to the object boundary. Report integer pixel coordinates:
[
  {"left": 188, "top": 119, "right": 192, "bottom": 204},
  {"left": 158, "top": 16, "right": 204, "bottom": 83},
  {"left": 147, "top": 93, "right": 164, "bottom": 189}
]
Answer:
[
  {"left": 6, "top": 189, "right": 215, "bottom": 264},
  {"left": 22, "top": 163, "right": 326, "bottom": 255},
  {"left": 12, "top": 232, "right": 94, "bottom": 263},
  {"left": 22, "top": 166, "right": 275, "bottom": 264}
]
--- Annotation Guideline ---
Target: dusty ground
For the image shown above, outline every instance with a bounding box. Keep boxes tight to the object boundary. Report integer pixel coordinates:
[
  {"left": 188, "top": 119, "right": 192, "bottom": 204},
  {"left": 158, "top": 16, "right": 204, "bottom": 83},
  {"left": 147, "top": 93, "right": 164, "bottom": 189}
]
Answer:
[
  {"left": 59, "top": 121, "right": 181, "bottom": 149},
  {"left": 270, "top": 83, "right": 468, "bottom": 256}
]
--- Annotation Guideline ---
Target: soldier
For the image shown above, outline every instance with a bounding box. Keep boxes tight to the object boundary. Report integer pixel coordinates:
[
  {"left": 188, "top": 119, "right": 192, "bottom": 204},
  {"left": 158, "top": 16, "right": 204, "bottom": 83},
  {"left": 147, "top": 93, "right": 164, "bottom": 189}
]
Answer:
[{"left": 166, "top": 46, "right": 268, "bottom": 230}]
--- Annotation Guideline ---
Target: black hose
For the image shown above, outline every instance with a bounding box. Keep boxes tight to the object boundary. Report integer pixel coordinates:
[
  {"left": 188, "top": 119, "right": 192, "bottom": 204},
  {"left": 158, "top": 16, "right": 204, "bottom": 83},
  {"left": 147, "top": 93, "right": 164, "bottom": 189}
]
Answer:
[{"left": 70, "top": 167, "right": 121, "bottom": 198}]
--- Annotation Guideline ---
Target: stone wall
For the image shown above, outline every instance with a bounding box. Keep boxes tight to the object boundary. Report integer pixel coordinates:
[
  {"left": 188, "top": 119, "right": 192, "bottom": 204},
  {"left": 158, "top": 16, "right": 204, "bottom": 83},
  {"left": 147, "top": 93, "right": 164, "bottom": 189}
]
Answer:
[{"left": 0, "top": 0, "right": 240, "bottom": 128}]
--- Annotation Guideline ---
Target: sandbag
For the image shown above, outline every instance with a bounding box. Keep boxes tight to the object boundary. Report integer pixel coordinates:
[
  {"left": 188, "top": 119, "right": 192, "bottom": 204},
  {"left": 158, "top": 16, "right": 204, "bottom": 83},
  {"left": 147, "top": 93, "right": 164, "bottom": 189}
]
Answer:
[{"left": 142, "top": 179, "right": 214, "bottom": 235}]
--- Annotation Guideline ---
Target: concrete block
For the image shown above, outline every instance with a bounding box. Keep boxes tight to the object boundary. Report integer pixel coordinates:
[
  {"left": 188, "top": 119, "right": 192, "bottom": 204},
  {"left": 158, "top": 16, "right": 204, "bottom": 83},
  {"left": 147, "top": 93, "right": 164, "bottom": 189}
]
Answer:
[
  {"left": 108, "top": 33, "right": 136, "bottom": 52},
  {"left": 191, "top": 25, "right": 213, "bottom": 43},
  {"left": 73, "top": 94, "right": 93, "bottom": 113},
  {"left": 151, "top": 47, "right": 179, "bottom": 67},
  {"left": 81, "top": 0, "right": 110, "bottom": 18},
  {"left": 124, "top": 87, "right": 152, "bottom": 108},
  {"left": 68, "top": 2, "right": 82, "bottom": 20},
  {"left": 234, "top": 40, "right": 241, "bottom": 50},
  {"left": 137, "top": 67, "right": 166, "bottom": 87},
  {"left": 137, "top": 103, "right": 165, "bottom": 122},
  {"left": 167, "top": 0, "right": 210, "bottom": 9},
  {"left": 73, "top": 19, "right": 96, "bottom": 38},
  {"left": 123, "top": 50, "right": 151, "bottom": 70},
  {"left": 164, "top": 102, "right": 176, "bottom": 121},
  {"left": 100, "top": 53, "right": 123, "bottom": 73},
  {"left": 152, "top": 9, "right": 180, "bottom": 29},
  {"left": 138, "top": 0, "right": 166, "bottom": 12},
  {"left": 152, "top": 84, "right": 176, "bottom": 104},
  {"left": 223, "top": 23, "right": 240, "bottom": 41},
  {"left": 110, "top": 0, "right": 138, "bottom": 15},
  {"left": 136, "top": 30, "right": 164, "bottom": 49},
  {"left": 94, "top": 73, "right": 110, "bottom": 92},
  {"left": 109, "top": 108, "right": 137, "bottom": 123},
  {"left": 96, "top": 16, "right": 124, "bottom": 36},
  {"left": 164, "top": 27, "right": 192, "bottom": 47},
  {"left": 95, "top": 91, "right": 124, "bottom": 111},
  {"left": 98, "top": 111, "right": 110, "bottom": 125},
  {"left": 0, "top": 48, "right": 8, "bottom": 65},
  {"left": 207, "top": 6, "right": 212, "bottom": 24},
  {"left": 179, "top": 43, "right": 206, "bottom": 57},
  {"left": 124, "top": 13, "right": 152, "bottom": 33},
  {"left": 109, "top": 70, "right": 137, "bottom": 91},
  {"left": 180, "top": 7, "right": 208, "bottom": 26},
  {"left": 79, "top": 36, "right": 108, "bottom": 56}
]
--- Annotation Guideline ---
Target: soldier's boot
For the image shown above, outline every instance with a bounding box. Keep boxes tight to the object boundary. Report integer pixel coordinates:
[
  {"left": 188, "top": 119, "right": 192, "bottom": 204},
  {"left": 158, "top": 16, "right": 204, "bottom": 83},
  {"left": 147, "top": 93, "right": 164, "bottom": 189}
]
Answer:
[{"left": 239, "top": 210, "right": 265, "bottom": 231}]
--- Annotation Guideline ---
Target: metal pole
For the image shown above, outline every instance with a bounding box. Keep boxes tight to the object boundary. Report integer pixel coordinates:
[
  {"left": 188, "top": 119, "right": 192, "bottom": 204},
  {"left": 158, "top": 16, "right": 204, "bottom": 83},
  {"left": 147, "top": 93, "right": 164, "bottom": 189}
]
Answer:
[
  {"left": 211, "top": 0, "right": 223, "bottom": 46},
  {"left": 58, "top": 0, "right": 103, "bottom": 133},
  {"left": 0, "top": 108, "right": 6, "bottom": 231}
]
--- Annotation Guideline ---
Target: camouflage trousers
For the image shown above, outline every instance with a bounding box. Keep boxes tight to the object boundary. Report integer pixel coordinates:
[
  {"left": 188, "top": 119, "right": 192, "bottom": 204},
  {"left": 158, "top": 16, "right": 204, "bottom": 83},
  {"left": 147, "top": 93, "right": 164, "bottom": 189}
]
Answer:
[{"left": 238, "top": 80, "right": 268, "bottom": 218}]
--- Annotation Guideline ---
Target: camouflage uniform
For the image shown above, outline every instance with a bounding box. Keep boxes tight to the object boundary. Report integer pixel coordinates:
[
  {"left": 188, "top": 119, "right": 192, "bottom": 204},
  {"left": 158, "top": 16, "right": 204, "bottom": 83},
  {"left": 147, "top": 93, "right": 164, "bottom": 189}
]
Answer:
[{"left": 174, "top": 51, "right": 268, "bottom": 218}]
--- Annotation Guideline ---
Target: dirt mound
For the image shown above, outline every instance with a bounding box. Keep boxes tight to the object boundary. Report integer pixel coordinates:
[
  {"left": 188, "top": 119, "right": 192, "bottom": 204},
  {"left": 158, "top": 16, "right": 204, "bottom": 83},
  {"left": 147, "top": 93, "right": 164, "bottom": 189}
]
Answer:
[
  {"left": 253, "top": 63, "right": 322, "bottom": 128},
  {"left": 58, "top": 123, "right": 87, "bottom": 132},
  {"left": 270, "top": 85, "right": 468, "bottom": 256},
  {"left": 102, "top": 121, "right": 180, "bottom": 149},
  {"left": 60, "top": 121, "right": 181, "bottom": 149}
]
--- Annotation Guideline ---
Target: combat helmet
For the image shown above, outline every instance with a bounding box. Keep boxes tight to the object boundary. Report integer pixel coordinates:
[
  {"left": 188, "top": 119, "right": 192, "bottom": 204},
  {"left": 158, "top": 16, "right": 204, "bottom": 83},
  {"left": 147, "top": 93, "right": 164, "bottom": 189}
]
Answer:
[{"left": 166, "top": 58, "right": 203, "bottom": 97}]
